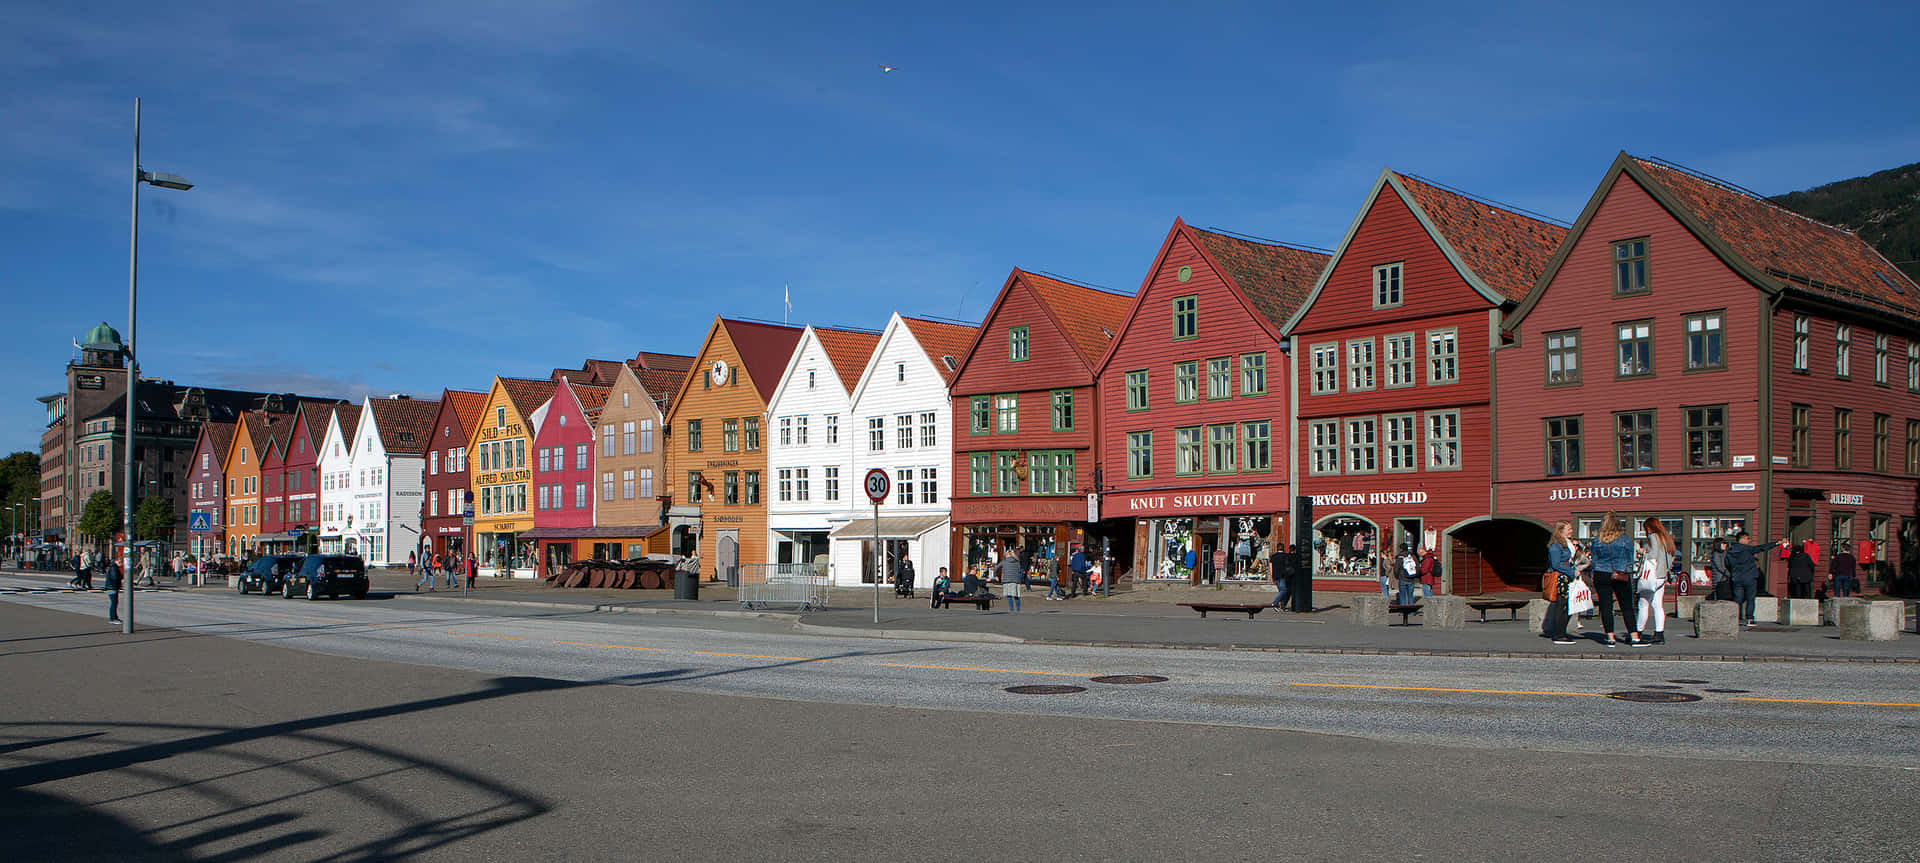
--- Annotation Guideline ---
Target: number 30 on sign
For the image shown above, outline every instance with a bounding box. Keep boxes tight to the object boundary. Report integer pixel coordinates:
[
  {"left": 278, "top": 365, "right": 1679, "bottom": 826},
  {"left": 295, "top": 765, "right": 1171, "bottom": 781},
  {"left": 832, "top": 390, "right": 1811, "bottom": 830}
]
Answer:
[{"left": 863, "top": 468, "right": 890, "bottom": 504}]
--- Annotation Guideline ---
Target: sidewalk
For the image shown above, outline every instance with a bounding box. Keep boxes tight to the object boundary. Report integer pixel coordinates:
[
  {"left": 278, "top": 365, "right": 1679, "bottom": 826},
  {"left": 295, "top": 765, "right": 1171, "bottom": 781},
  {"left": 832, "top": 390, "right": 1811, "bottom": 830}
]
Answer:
[{"left": 10, "top": 565, "right": 1917, "bottom": 662}]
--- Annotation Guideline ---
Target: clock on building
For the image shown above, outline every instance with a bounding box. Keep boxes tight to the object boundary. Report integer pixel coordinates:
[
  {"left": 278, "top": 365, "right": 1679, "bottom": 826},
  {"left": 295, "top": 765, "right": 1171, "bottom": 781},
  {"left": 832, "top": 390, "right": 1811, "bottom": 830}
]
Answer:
[{"left": 710, "top": 359, "right": 730, "bottom": 385}]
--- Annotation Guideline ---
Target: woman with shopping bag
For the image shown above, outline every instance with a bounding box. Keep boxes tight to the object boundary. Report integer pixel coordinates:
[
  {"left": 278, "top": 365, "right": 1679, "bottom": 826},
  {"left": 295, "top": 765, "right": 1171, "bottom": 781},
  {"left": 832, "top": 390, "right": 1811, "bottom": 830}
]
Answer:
[
  {"left": 1635, "top": 518, "right": 1677, "bottom": 646},
  {"left": 1544, "top": 520, "right": 1583, "bottom": 644}
]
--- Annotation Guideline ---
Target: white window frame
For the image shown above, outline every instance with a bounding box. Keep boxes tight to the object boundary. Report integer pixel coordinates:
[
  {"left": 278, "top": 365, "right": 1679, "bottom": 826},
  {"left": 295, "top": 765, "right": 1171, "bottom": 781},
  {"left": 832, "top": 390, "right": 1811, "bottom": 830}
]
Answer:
[
  {"left": 1373, "top": 262, "right": 1403, "bottom": 308},
  {"left": 1384, "top": 333, "right": 1415, "bottom": 389},
  {"left": 1347, "top": 338, "right": 1376, "bottom": 392},
  {"left": 1427, "top": 328, "right": 1458, "bottom": 384},
  {"left": 1426, "top": 409, "right": 1462, "bottom": 471}
]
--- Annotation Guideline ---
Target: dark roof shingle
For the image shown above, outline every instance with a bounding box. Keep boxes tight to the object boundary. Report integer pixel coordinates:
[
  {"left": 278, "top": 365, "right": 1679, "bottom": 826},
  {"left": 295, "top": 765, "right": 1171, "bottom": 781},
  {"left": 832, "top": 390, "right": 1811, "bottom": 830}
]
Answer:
[
  {"left": 900, "top": 317, "right": 980, "bottom": 384},
  {"left": 1186, "top": 229, "right": 1331, "bottom": 329},
  {"left": 1017, "top": 271, "right": 1132, "bottom": 367},
  {"left": 1394, "top": 173, "right": 1568, "bottom": 302},
  {"left": 366, "top": 397, "right": 441, "bottom": 455},
  {"left": 814, "top": 327, "right": 883, "bottom": 393}
]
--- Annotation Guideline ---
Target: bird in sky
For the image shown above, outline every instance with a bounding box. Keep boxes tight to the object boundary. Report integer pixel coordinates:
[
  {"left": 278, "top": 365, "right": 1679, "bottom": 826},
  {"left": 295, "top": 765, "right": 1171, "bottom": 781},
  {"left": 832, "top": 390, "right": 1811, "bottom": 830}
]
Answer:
[{"left": 877, "top": 64, "right": 897, "bottom": 73}]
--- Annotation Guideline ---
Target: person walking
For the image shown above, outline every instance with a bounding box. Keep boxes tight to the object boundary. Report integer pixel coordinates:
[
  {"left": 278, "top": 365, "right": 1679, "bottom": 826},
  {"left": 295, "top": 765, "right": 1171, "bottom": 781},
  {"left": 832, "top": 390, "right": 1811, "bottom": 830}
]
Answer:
[
  {"left": 465, "top": 553, "right": 478, "bottom": 589},
  {"left": 996, "top": 545, "right": 1026, "bottom": 612},
  {"left": 1591, "top": 512, "right": 1639, "bottom": 647},
  {"left": 1725, "top": 531, "right": 1781, "bottom": 626},
  {"left": 1830, "top": 542, "right": 1859, "bottom": 597},
  {"left": 1417, "top": 547, "right": 1438, "bottom": 599},
  {"left": 1635, "top": 518, "right": 1677, "bottom": 646},
  {"left": 104, "top": 556, "right": 124, "bottom": 624},
  {"left": 1544, "top": 520, "right": 1578, "bottom": 644},
  {"left": 1269, "top": 544, "right": 1296, "bottom": 609},
  {"left": 69, "top": 551, "right": 84, "bottom": 589},
  {"left": 415, "top": 551, "right": 436, "bottom": 592},
  {"left": 1394, "top": 546, "right": 1419, "bottom": 606},
  {"left": 1068, "top": 544, "right": 1092, "bottom": 598},
  {"left": 1786, "top": 544, "right": 1815, "bottom": 599}
]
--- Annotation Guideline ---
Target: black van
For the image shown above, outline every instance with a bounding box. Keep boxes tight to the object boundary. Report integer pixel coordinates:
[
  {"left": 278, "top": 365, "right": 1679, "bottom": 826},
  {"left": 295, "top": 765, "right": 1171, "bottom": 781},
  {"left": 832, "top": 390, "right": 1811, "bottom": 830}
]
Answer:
[
  {"left": 283, "top": 554, "right": 371, "bottom": 600},
  {"left": 235, "top": 554, "right": 305, "bottom": 595}
]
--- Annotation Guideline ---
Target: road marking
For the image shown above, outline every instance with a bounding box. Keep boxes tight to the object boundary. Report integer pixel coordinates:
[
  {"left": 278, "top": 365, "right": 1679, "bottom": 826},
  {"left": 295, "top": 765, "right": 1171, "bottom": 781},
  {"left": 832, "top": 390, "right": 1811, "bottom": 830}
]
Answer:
[
  {"left": 449, "top": 632, "right": 526, "bottom": 640},
  {"left": 1287, "top": 682, "right": 1608, "bottom": 698},
  {"left": 1733, "top": 697, "right": 1920, "bottom": 708},
  {"left": 696, "top": 651, "right": 818, "bottom": 661},
  {"left": 882, "top": 662, "right": 1089, "bottom": 677},
  {"left": 554, "top": 641, "right": 666, "bottom": 652}
]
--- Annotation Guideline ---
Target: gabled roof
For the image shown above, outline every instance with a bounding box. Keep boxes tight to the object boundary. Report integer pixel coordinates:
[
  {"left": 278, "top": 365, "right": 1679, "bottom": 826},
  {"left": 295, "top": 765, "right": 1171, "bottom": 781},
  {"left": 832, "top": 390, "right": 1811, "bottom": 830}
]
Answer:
[
  {"left": 570, "top": 383, "right": 612, "bottom": 421},
  {"left": 198, "top": 421, "right": 236, "bottom": 466},
  {"left": 1392, "top": 172, "right": 1568, "bottom": 302},
  {"left": 634, "top": 351, "right": 696, "bottom": 373},
  {"left": 332, "top": 404, "right": 360, "bottom": 443},
  {"left": 632, "top": 367, "right": 686, "bottom": 414},
  {"left": 366, "top": 397, "right": 441, "bottom": 455},
  {"left": 1018, "top": 270, "right": 1133, "bottom": 366},
  {"left": 718, "top": 319, "right": 805, "bottom": 403},
  {"left": 237, "top": 411, "right": 293, "bottom": 465},
  {"left": 1509, "top": 153, "right": 1920, "bottom": 329},
  {"left": 498, "top": 377, "right": 559, "bottom": 422},
  {"left": 814, "top": 326, "right": 883, "bottom": 393},
  {"left": 900, "top": 317, "right": 980, "bottom": 385},
  {"left": 441, "top": 390, "right": 489, "bottom": 441},
  {"left": 1187, "top": 226, "right": 1332, "bottom": 329},
  {"left": 290, "top": 403, "right": 333, "bottom": 457},
  {"left": 582, "top": 359, "right": 627, "bottom": 386}
]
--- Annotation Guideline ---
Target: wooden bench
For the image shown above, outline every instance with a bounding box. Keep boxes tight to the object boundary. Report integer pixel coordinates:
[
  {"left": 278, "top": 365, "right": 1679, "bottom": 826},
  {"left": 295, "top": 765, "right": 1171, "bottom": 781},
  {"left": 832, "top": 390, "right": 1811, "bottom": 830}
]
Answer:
[
  {"left": 1178, "top": 602, "right": 1269, "bottom": 619},
  {"left": 1467, "top": 599, "right": 1529, "bottom": 623},
  {"left": 934, "top": 593, "right": 995, "bottom": 610},
  {"left": 1389, "top": 603, "right": 1423, "bottom": 625}
]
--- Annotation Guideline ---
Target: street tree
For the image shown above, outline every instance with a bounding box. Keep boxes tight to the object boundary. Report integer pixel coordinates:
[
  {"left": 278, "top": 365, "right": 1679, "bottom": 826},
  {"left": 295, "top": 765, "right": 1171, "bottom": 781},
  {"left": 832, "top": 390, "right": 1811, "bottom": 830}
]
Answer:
[
  {"left": 78, "top": 490, "right": 119, "bottom": 548},
  {"left": 135, "top": 496, "right": 175, "bottom": 542}
]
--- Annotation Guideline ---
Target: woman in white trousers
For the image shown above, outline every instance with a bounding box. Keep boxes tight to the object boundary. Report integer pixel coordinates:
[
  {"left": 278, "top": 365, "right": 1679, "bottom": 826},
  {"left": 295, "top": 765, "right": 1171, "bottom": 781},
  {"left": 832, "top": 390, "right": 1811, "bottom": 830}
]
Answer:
[{"left": 1635, "top": 518, "right": 1677, "bottom": 646}]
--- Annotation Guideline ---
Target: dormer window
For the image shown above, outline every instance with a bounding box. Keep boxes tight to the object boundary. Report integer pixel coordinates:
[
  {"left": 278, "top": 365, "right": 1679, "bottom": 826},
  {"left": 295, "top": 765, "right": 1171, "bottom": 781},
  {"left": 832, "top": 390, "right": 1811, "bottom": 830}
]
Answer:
[
  {"left": 1373, "top": 263, "right": 1404, "bottom": 308},
  {"left": 1008, "top": 326, "right": 1030, "bottom": 361}
]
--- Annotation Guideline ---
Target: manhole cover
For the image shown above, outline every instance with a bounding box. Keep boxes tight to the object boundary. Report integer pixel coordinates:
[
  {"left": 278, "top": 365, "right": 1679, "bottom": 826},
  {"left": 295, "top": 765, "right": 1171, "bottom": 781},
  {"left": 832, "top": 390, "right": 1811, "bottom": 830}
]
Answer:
[
  {"left": 1703, "top": 688, "right": 1751, "bottom": 694},
  {"left": 1090, "top": 675, "right": 1168, "bottom": 685},
  {"left": 1004, "top": 685, "right": 1086, "bottom": 695},
  {"left": 1638, "top": 684, "right": 1685, "bottom": 690},
  {"left": 1606, "top": 690, "right": 1703, "bottom": 703},
  {"left": 1668, "top": 679, "right": 1710, "bottom": 684}
]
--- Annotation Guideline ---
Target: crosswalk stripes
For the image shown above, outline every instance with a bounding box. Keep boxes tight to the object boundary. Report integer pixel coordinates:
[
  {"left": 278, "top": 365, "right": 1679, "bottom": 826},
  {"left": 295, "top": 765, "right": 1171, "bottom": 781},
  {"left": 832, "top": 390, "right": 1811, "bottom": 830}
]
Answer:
[{"left": 0, "top": 585, "right": 169, "bottom": 596}]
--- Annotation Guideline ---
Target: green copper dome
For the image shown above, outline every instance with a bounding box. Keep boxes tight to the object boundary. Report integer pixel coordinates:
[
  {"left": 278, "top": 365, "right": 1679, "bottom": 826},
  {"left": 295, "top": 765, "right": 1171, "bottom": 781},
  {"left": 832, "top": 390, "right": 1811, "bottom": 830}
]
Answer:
[{"left": 81, "top": 322, "right": 123, "bottom": 351}]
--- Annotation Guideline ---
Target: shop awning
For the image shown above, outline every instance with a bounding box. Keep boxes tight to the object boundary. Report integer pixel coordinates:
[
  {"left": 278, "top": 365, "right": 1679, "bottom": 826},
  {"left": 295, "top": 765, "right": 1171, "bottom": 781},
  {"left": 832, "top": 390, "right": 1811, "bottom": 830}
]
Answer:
[
  {"left": 519, "top": 525, "right": 666, "bottom": 541},
  {"left": 828, "top": 515, "right": 948, "bottom": 539}
]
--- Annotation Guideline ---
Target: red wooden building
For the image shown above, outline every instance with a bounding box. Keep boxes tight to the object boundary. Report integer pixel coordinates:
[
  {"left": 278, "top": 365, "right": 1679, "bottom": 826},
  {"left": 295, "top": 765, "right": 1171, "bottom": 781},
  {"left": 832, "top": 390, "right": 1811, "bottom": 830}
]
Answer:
[
  {"left": 947, "top": 269, "right": 1132, "bottom": 584},
  {"left": 256, "top": 418, "right": 293, "bottom": 551},
  {"left": 1497, "top": 153, "right": 1920, "bottom": 595},
  {"left": 1286, "top": 170, "right": 1566, "bottom": 593},
  {"left": 422, "top": 389, "right": 487, "bottom": 564},
  {"left": 186, "top": 421, "right": 233, "bottom": 561},
  {"left": 526, "top": 378, "right": 612, "bottom": 576},
  {"left": 278, "top": 402, "right": 332, "bottom": 552},
  {"left": 1096, "top": 220, "right": 1328, "bottom": 585}
]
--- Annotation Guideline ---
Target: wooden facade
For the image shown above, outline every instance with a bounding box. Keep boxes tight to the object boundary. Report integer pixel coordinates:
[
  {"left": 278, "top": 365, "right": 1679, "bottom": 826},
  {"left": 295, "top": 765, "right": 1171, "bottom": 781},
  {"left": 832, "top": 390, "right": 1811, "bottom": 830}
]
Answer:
[
  {"left": 585, "top": 363, "right": 679, "bottom": 560},
  {"left": 949, "top": 269, "right": 1131, "bottom": 584},
  {"left": 423, "top": 390, "right": 487, "bottom": 563},
  {"left": 528, "top": 379, "right": 611, "bottom": 572},
  {"left": 663, "top": 318, "right": 804, "bottom": 580},
  {"left": 469, "top": 378, "right": 556, "bottom": 576},
  {"left": 1289, "top": 172, "right": 1565, "bottom": 593},
  {"left": 186, "top": 421, "right": 232, "bottom": 559}
]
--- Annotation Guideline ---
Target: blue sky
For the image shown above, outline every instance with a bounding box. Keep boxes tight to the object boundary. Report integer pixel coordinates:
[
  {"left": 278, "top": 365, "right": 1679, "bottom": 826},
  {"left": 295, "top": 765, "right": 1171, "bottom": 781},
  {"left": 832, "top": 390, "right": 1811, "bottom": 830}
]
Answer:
[{"left": 4, "top": 0, "right": 1917, "bottom": 453}]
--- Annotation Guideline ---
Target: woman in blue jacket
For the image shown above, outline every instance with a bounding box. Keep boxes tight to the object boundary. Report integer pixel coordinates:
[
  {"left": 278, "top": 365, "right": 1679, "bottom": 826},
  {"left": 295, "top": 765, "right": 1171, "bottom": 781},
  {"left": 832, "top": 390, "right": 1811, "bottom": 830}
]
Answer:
[
  {"left": 1590, "top": 512, "right": 1640, "bottom": 647},
  {"left": 1543, "top": 520, "right": 1579, "bottom": 644}
]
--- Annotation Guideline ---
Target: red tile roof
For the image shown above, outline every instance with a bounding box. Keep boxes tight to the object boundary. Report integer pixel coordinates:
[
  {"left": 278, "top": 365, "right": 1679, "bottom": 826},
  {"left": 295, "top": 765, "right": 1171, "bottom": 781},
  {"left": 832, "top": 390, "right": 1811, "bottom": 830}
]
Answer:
[
  {"left": 569, "top": 383, "right": 612, "bottom": 421},
  {"left": 1186, "top": 229, "right": 1331, "bottom": 329},
  {"left": 1394, "top": 173, "right": 1568, "bottom": 302},
  {"left": 814, "top": 326, "right": 883, "bottom": 393},
  {"left": 1017, "top": 270, "right": 1133, "bottom": 367},
  {"left": 240, "top": 411, "right": 293, "bottom": 461},
  {"left": 333, "top": 404, "right": 360, "bottom": 443},
  {"left": 498, "top": 377, "right": 559, "bottom": 423},
  {"left": 366, "top": 397, "right": 441, "bottom": 455},
  {"left": 900, "top": 317, "right": 980, "bottom": 385},
  {"left": 202, "top": 421, "right": 236, "bottom": 466},
  {"left": 441, "top": 390, "right": 489, "bottom": 441},
  {"left": 633, "top": 351, "right": 696, "bottom": 373},
  {"left": 1630, "top": 156, "right": 1920, "bottom": 318},
  {"left": 718, "top": 319, "right": 805, "bottom": 403},
  {"left": 626, "top": 365, "right": 687, "bottom": 414}
]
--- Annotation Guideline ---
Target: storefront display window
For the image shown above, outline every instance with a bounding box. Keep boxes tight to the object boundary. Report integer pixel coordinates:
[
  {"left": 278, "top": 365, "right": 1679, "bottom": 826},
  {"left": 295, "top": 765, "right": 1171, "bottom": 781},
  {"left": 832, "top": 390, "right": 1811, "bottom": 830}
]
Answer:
[
  {"left": 1147, "top": 516, "right": 1271, "bottom": 582},
  {"left": 962, "top": 525, "right": 1060, "bottom": 583},
  {"left": 1315, "top": 517, "right": 1377, "bottom": 580}
]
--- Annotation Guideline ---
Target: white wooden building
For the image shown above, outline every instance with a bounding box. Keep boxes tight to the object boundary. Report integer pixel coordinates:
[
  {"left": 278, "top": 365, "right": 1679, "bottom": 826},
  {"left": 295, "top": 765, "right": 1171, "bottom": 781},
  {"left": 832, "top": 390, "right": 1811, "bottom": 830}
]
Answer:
[
  {"left": 337, "top": 396, "right": 439, "bottom": 566},
  {"left": 764, "top": 325, "right": 879, "bottom": 584},
  {"left": 316, "top": 407, "right": 360, "bottom": 556},
  {"left": 832, "top": 314, "right": 979, "bottom": 589}
]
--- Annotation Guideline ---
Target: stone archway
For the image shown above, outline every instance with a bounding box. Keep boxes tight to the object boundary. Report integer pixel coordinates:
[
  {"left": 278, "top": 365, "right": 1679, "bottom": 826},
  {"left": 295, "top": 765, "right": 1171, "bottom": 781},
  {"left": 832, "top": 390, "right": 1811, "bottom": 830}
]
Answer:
[{"left": 1443, "top": 514, "right": 1552, "bottom": 594}]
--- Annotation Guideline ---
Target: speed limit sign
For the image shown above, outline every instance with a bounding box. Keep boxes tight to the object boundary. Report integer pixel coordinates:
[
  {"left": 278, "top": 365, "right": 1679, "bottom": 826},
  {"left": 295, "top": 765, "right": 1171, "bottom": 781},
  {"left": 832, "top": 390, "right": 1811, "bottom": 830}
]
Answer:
[{"left": 863, "top": 468, "right": 890, "bottom": 504}]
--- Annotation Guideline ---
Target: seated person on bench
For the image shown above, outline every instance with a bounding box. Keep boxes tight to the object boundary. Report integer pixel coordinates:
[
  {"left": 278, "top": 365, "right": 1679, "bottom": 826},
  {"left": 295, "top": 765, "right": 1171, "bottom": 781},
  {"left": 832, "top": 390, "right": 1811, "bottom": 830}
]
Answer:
[
  {"left": 960, "top": 569, "right": 987, "bottom": 597},
  {"left": 931, "top": 568, "right": 952, "bottom": 608}
]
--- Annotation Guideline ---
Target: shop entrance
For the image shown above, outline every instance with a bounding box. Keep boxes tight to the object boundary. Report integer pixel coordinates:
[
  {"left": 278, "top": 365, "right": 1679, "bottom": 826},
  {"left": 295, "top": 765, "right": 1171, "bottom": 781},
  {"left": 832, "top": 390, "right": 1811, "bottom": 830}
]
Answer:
[
  {"left": 860, "top": 538, "right": 910, "bottom": 585},
  {"left": 1446, "top": 517, "right": 1551, "bottom": 594},
  {"left": 1314, "top": 515, "right": 1379, "bottom": 581},
  {"left": 543, "top": 542, "right": 571, "bottom": 577},
  {"left": 716, "top": 529, "right": 738, "bottom": 584}
]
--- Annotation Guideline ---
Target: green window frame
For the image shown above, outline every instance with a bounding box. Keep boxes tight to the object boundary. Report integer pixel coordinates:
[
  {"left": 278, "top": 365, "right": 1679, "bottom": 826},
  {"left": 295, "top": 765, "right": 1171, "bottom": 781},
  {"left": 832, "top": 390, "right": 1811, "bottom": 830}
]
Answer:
[
  {"left": 969, "top": 396, "right": 990, "bottom": 435},
  {"left": 1174, "top": 426, "right": 1202, "bottom": 476},
  {"left": 1685, "top": 405, "right": 1727, "bottom": 470},
  {"left": 995, "top": 394, "right": 1019, "bottom": 433},
  {"left": 1008, "top": 325, "right": 1029, "bottom": 362},
  {"left": 722, "top": 471, "right": 739, "bottom": 505},
  {"left": 1240, "top": 353, "right": 1266, "bottom": 396},
  {"left": 1206, "top": 357, "right": 1232, "bottom": 400},
  {"left": 744, "top": 470, "right": 760, "bottom": 505},
  {"left": 969, "top": 453, "right": 989, "bottom": 494},
  {"left": 1207, "top": 423, "right": 1236, "bottom": 474},
  {"left": 1241, "top": 421, "right": 1270, "bottom": 472},
  {"left": 1125, "top": 370, "right": 1149, "bottom": 411},
  {"left": 687, "top": 419, "right": 702, "bottom": 452},
  {"left": 722, "top": 418, "right": 739, "bottom": 452},
  {"left": 1173, "top": 295, "right": 1198, "bottom": 340},
  {"left": 1127, "top": 431, "right": 1153, "bottom": 478},
  {"left": 995, "top": 452, "right": 1019, "bottom": 494},
  {"left": 1050, "top": 389, "right": 1074, "bottom": 431},
  {"left": 1545, "top": 416, "right": 1582, "bottom": 477},
  {"left": 1614, "top": 238, "right": 1649, "bottom": 295},
  {"left": 1174, "top": 361, "right": 1199, "bottom": 403},
  {"left": 745, "top": 417, "right": 760, "bottom": 451},
  {"left": 1028, "top": 450, "right": 1075, "bottom": 495}
]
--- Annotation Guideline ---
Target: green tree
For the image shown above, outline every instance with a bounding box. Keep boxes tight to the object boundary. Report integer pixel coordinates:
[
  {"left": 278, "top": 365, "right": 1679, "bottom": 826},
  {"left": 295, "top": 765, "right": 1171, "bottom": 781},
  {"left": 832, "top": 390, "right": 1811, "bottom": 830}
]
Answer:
[
  {"left": 134, "top": 496, "right": 175, "bottom": 542},
  {"left": 77, "top": 490, "right": 120, "bottom": 547}
]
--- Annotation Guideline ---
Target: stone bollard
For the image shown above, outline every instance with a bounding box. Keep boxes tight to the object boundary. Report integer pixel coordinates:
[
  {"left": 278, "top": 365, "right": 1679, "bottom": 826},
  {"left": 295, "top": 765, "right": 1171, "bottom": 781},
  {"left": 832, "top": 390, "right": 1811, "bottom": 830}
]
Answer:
[
  {"left": 1526, "top": 598, "right": 1549, "bottom": 634},
  {"left": 1823, "top": 598, "right": 1864, "bottom": 626},
  {"left": 1675, "top": 595, "right": 1703, "bottom": 620},
  {"left": 1426, "top": 595, "right": 1467, "bottom": 630},
  {"left": 1695, "top": 600, "right": 1740, "bottom": 639},
  {"left": 1838, "top": 601, "right": 1902, "bottom": 641},
  {"left": 1750, "top": 598, "right": 1779, "bottom": 623},
  {"left": 1350, "top": 594, "right": 1388, "bottom": 626},
  {"left": 1780, "top": 598, "right": 1820, "bottom": 626}
]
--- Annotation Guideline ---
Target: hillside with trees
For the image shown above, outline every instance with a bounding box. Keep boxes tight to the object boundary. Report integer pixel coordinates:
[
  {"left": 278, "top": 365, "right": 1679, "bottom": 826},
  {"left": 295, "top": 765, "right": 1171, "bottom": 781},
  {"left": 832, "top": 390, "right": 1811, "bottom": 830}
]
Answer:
[{"left": 1770, "top": 161, "right": 1920, "bottom": 283}]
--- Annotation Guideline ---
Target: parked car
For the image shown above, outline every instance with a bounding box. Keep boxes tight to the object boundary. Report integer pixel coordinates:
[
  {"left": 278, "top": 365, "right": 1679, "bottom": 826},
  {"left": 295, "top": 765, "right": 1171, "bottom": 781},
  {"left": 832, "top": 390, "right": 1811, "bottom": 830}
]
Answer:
[
  {"left": 282, "top": 554, "right": 370, "bottom": 600},
  {"left": 234, "top": 554, "right": 305, "bottom": 595}
]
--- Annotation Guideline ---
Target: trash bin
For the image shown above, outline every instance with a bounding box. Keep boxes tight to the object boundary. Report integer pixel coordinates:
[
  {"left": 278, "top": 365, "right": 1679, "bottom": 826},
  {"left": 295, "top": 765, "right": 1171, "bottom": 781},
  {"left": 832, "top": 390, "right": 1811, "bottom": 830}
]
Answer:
[{"left": 674, "top": 570, "right": 699, "bottom": 600}]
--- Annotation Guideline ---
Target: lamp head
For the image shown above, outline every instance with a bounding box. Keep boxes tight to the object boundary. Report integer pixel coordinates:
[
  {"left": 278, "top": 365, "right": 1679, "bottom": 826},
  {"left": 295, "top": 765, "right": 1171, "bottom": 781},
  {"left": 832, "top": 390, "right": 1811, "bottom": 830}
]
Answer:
[{"left": 140, "top": 170, "right": 193, "bottom": 191}]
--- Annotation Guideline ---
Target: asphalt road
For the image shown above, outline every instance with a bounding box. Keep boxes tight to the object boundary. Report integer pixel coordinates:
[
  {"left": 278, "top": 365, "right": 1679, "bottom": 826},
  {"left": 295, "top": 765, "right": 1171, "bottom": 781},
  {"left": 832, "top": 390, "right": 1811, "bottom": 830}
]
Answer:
[{"left": 3, "top": 577, "right": 1917, "bottom": 861}]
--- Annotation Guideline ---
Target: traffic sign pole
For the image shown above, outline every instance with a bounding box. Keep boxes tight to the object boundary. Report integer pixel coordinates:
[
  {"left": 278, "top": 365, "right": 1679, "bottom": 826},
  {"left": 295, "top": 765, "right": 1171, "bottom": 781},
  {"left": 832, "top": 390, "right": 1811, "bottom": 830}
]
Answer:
[{"left": 864, "top": 468, "right": 889, "bottom": 624}]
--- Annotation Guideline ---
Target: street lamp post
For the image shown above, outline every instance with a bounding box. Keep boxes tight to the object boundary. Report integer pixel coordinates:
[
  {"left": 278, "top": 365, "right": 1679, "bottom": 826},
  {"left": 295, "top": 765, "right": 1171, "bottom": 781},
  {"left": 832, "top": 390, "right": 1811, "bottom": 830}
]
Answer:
[{"left": 120, "top": 97, "right": 193, "bottom": 635}]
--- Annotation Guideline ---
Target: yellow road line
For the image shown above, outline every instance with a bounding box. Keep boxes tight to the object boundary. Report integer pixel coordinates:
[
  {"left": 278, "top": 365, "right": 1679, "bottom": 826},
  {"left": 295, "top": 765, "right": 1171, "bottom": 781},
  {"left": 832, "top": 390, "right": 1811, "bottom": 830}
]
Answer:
[
  {"left": 696, "top": 651, "right": 817, "bottom": 661},
  {"left": 1287, "top": 682, "right": 1607, "bottom": 697},
  {"left": 449, "top": 631, "right": 526, "bottom": 640},
  {"left": 1734, "top": 697, "right": 1920, "bottom": 708},
  {"left": 882, "top": 662, "right": 1088, "bottom": 677},
  {"left": 554, "top": 641, "right": 666, "bottom": 652}
]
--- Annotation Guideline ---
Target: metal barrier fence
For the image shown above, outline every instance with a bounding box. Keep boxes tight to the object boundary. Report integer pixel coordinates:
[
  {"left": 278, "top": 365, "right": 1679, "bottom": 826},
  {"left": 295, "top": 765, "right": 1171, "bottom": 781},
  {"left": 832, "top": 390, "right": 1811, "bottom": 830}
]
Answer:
[{"left": 736, "top": 563, "right": 829, "bottom": 611}]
